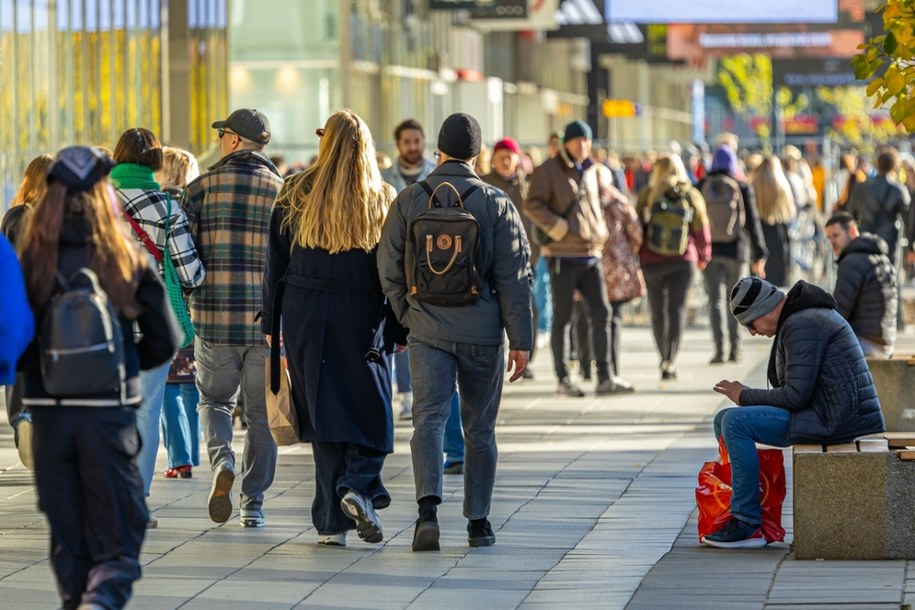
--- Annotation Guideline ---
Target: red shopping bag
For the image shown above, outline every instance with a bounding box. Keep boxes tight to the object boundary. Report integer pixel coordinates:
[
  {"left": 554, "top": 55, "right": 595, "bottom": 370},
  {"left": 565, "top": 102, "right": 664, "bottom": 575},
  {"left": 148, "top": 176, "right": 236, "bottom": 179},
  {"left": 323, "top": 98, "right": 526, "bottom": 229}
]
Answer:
[{"left": 696, "top": 438, "right": 786, "bottom": 543}]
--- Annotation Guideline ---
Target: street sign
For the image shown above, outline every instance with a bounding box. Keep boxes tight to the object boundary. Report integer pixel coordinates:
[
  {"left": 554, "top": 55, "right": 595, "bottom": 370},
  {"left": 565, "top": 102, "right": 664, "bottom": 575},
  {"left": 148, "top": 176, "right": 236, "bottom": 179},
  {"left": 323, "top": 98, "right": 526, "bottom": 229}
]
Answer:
[{"left": 602, "top": 99, "right": 641, "bottom": 117}]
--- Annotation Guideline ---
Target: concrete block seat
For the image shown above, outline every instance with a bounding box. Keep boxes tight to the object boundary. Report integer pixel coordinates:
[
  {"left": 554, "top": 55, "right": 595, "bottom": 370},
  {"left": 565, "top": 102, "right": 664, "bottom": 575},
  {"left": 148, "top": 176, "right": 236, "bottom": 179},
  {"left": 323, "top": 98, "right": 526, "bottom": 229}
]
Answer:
[
  {"left": 792, "top": 435, "right": 915, "bottom": 560},
  {"left": 866, "top": 355, "right": 915, "bottom": 432}
]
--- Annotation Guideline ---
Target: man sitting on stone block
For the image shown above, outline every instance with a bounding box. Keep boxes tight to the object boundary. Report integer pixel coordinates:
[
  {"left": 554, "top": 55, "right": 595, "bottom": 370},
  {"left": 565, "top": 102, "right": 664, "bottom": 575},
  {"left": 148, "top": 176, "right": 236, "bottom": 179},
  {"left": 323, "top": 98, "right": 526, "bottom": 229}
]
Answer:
[
  {"left": 705, "top": 277, "right": 886, "bottom": 549},
  {"left": 825, "top": 211, "right": 897, "bottom": 358}
]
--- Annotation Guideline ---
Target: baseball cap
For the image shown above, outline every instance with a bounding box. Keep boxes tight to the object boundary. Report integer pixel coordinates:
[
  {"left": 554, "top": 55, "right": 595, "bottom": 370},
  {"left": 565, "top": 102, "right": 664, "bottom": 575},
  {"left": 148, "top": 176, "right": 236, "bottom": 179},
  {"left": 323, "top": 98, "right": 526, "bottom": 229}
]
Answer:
[{"left": 212, "top": 109, "right": 271, "bottom": 145}]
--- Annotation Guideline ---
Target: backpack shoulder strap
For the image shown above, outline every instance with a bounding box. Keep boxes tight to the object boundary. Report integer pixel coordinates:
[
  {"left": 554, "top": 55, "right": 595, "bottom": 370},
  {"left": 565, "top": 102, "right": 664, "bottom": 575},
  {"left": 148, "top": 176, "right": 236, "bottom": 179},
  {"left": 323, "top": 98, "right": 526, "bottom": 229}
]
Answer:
[{"left": 418, "top": 180, "right": 480, "bottom": 209}]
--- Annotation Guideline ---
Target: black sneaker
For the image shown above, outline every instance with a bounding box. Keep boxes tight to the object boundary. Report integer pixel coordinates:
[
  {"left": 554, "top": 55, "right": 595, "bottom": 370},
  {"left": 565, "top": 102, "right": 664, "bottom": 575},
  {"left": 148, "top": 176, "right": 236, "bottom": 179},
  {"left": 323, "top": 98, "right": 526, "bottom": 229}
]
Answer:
[
  {"left": 595, "top": 377, "right": 635, "bottom": 395},
  {"left": 467, "top": 518, "right": 495, "bottom": 547},
  {"left": 412, "top": 513, "right": 440, "bottom": 552},
  {"left": 710, "top": 353, "right": 725, "bottom": 364},
  {"left": 701, "top": 517, "right": 766, "bottom": 549},
  {"left": 556, "top": 378, "right": 585, "bottom": 397},
  {"left": 443, "top": 461, "right": 463, "bottom": 475},
  {"left": 728, "top": 351, "right": 741, "bottom": 363}
]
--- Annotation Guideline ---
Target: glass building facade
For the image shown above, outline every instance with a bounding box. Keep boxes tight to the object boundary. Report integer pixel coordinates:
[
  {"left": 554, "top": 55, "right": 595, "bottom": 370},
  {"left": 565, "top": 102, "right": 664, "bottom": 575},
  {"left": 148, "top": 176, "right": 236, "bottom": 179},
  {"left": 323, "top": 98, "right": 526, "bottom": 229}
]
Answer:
[
  {"left": 0, "top": 0, "right": 228, "bottom": 208},
  {"left": 229, "top": 0, "right": 589, "bottom": 164}
]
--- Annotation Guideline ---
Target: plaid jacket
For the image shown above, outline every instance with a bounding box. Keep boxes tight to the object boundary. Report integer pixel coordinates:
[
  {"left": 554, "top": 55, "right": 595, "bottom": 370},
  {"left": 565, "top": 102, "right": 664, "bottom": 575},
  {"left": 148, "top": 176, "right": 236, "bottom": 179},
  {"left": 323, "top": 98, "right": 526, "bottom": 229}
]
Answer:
[
  {"left": 183, "top": 150, "right": 283, "bottom": 346},
  {"left": 117, "top": 187, "right": 205, "bottom": 290}
]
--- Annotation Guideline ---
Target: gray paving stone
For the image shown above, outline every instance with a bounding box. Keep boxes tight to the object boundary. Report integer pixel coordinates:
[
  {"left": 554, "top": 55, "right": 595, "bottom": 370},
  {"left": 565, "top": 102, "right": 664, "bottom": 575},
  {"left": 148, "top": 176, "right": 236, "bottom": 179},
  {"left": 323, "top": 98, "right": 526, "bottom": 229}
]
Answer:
[{"left": 1, "top": 328, "right": 912, "bottom": 609}]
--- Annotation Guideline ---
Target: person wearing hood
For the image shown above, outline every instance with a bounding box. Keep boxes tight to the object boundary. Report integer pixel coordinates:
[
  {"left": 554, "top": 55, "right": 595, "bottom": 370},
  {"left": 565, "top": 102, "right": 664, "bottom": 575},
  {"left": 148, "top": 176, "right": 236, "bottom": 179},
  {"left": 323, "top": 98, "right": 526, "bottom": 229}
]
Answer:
[
  {"left": 697, "top": 145, "right": 768, "bottom": 364},
  {"left": 825, "top": 212, "right": 897, "bottom": 357},
  {"left": 706, "top": 277, "right": 885, "bottom": 549}
]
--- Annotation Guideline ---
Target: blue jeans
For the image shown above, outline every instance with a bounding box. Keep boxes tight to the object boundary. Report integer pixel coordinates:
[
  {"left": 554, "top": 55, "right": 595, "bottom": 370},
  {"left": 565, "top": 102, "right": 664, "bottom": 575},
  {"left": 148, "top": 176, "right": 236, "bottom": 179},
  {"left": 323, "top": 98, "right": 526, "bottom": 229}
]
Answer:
[
  {"left": 161, "top": 384, "right": 201, "bottom": 469},
  {"left": 533, "top": 257, "right": 552, "bottom": 333},
  {"left": 408, "top": 335, "right": 503, "bottom": 520},
  {"left": 136, "top": 360, "right": 170, "bottom": 496},
  {"left": 393, "top": 351, "right": 412, "bottom": 393},
  {"left": 311, "top": 442, "right": 389, "bottom": 535},
  {"left": 195, "top": 338, "right": 277, "bottom": 511},
  {"left": 713, "top": 406, "right": 791, "bottom": 525},
  {"left": 443, "top": 391, "right": 464, "bottom": 465}
]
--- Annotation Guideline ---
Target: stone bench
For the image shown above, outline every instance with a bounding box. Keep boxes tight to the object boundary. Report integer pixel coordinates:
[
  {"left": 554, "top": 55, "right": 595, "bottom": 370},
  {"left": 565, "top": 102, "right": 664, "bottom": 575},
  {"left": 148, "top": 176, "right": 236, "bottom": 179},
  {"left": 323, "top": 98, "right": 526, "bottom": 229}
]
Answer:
[
  {"left": 792, "top": 435, "right": 915, "bottom": 560},
  {"left": 866, "top": 355, "right": 915, "bottom": 432}
]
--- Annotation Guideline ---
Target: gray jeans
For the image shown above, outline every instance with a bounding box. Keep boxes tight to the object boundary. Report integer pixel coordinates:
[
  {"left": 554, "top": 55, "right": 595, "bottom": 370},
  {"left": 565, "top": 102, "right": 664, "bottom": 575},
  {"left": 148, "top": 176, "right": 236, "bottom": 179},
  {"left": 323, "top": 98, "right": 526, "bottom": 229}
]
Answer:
[
  {"left": 408, "top": 335, "right": 504, "bottom": 520},
  {"left": 195, "top": 338, "right": 276, "bottom": 510},
  {"left": 702, "top": 257, "right": 747, "bottom": 356}
]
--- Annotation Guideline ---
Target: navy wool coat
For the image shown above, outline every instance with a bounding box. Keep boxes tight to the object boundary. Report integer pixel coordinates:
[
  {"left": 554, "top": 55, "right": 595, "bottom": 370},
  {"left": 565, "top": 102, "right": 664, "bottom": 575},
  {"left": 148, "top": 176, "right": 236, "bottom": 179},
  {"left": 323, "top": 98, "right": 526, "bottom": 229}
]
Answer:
[{"left": 261, "top": 205, "right": 399, "bottom": 453}]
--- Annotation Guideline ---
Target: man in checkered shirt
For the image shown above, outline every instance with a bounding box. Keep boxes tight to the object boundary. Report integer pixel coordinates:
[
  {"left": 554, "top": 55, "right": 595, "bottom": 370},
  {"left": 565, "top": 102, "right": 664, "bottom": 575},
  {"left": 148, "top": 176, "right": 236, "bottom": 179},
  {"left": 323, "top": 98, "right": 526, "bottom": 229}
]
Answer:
[{"left": 183, "top": 109, "right": 283, "bottom": 528}]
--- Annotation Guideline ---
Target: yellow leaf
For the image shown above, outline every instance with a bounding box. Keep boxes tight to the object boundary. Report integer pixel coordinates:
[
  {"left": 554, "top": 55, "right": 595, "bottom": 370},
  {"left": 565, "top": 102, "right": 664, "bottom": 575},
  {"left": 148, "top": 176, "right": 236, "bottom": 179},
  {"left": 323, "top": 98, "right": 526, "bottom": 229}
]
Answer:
[
  {"left": 867, "top": 77, "right": 884, "bottom": 96},
  {"left": 886, "top": 70, "right": 906, "bottom": 95},
  {"left": 902, "top": 113, "right": 915, "bottom": 133}
]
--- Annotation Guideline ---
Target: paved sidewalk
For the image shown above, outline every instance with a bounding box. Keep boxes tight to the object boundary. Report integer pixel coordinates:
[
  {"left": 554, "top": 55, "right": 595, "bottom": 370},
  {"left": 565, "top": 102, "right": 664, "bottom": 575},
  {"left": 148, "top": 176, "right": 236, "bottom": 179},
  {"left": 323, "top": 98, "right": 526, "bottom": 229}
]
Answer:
[{"left": 0, "top": 327, "right": 911, "bottom": 609}]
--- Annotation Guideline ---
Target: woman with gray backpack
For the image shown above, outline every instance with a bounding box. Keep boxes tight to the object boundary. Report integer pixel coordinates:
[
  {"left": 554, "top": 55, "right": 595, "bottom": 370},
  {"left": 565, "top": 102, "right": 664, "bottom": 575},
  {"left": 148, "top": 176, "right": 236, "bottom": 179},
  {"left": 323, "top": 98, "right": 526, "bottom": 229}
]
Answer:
[
  {"left": 17, "top": 146, "right": 179, "bottom": 610},
  {"left": 697, "top": 145, "right": 768, "bottom": 365}
]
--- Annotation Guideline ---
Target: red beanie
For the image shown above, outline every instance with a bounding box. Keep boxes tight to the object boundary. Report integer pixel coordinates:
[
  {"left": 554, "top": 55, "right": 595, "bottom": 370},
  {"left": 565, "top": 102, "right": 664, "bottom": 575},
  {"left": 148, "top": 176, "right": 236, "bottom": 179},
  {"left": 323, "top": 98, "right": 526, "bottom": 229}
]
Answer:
[{"left": 493, "top": 137, "right": 521, "bottom": 156}]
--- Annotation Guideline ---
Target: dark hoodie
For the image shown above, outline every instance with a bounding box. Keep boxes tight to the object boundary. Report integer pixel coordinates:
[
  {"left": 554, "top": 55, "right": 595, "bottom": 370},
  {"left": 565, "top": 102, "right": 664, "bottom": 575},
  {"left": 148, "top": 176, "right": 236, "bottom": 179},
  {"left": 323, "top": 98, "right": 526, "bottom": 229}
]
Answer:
[
  {"left": 741, "top": 280, "right": 885, "bottom": 443},
  {"left": 834, "top": 233, "right": 897, "bottom": 349}
]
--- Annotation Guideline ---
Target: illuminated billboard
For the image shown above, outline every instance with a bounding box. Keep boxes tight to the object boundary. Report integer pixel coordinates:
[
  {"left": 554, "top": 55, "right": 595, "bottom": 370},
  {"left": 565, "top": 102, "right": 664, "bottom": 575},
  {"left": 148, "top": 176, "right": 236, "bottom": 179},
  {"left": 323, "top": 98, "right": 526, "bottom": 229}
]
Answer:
[
  {"left": 664, "top": 0, "right": 864, "bottom": 61},
  {"left": 605, "top": 0, "right": 839, "bottom": 24}
]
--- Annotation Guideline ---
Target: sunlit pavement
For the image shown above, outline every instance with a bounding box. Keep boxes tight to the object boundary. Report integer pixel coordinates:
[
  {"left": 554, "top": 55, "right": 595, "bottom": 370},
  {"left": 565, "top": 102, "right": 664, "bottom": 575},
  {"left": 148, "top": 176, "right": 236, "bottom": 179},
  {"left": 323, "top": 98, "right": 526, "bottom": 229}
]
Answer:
[{"left": 1, "top": 326, "right": 912, "bottom": 609}]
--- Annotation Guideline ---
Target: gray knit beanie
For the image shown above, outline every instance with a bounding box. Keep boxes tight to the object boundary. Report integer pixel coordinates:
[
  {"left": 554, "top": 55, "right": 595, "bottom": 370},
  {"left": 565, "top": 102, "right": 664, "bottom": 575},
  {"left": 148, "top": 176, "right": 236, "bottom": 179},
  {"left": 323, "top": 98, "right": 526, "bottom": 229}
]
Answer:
[{"left": 729, "top": 277, "right": 785, "bottom": 326}]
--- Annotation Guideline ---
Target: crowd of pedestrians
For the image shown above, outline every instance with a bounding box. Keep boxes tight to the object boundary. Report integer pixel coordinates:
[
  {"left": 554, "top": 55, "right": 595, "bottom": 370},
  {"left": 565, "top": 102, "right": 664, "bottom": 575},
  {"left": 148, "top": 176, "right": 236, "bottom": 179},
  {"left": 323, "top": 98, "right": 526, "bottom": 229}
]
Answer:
[{"left": 2, "top": 105, "right": 914, "bottom": 607}]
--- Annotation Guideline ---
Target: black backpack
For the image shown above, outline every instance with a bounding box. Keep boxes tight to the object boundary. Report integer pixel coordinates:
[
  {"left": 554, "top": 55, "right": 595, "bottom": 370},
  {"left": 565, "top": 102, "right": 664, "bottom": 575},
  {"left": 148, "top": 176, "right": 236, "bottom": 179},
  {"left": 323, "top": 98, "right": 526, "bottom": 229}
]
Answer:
[
  {"left": 405, "top": 180, "right": 482, "bottom": 306},
  {"left": 40, "top": 268, "right": 126, "bottom": 398}
]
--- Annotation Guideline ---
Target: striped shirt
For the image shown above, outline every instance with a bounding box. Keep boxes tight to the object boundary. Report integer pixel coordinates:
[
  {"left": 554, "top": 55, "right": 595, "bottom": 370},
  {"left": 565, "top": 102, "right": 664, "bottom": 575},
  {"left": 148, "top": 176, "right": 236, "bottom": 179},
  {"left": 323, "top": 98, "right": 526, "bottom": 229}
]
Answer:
[
  {"left": 117, "top": 187, "right": 205, "bottom": 290},
  {"left": 183, "top": 150, "right": 283, "bottom": 346}
]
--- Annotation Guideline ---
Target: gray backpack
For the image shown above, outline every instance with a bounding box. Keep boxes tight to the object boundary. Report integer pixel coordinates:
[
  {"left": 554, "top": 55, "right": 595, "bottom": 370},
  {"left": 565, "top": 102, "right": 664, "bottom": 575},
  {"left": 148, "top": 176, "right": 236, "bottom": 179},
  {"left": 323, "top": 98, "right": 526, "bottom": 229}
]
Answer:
[{"left": 702, "top": 175, "right": 744, "bottom": 244}]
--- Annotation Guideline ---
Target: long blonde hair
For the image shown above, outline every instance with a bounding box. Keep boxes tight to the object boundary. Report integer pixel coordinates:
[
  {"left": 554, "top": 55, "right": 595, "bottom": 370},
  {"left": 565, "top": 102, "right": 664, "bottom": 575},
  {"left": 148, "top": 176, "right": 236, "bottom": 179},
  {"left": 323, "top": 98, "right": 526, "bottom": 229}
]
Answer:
[
  {"left": 277, "top": 109, "right": 393, "bottom": 253},
  {"left": 11, "top": 154, "right": 54, "bottom": 207},
  {"left": 19, "top": 179, "right": 145, "bottom": 316},
  {"left": 750, "top": 155, "right": 796, "bottom": 225},
  {"left": 646, "top": 153, "right": 691, "bottom": 205}
]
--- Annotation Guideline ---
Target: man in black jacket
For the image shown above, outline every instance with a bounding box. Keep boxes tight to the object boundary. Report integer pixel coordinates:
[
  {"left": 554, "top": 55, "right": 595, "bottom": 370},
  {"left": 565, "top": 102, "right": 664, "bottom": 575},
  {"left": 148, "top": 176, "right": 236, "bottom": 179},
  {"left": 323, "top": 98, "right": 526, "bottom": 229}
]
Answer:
[
  {"left": 705, "top": 277, "right": 885, "bottom": 549},
  {"left": 825, "top": 212, "right": 897, "bottom": 357},
  {"left": 846, "top": 146, "right": 911, "bottom": 265}
]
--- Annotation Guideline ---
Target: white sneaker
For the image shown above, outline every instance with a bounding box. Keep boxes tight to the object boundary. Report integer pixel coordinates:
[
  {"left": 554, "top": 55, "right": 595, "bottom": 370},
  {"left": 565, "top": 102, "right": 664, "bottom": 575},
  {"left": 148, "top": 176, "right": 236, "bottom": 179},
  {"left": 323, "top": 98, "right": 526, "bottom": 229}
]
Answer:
[
  {"left": 340, "top": 491, "right": 383, "bottom": 543},
  {"left": 398, "top": 391, "right": 413, "bottom": 420},
  {"left": 240, "top": 508, "right": 265, "bottom": 528},
  {"left": 317, "top": 532, "right": 347, "bottom": 546},
  {"left": 16, "top": 418, "right": 34, "bottom": 470}
]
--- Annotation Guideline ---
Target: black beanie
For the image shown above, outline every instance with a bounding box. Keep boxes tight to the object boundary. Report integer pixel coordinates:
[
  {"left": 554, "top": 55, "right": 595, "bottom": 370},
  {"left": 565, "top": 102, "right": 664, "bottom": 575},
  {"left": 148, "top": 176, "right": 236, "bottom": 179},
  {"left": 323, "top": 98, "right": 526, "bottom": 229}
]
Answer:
[{"left": 437, "top": 113, "right": 482, "bottom": 161}]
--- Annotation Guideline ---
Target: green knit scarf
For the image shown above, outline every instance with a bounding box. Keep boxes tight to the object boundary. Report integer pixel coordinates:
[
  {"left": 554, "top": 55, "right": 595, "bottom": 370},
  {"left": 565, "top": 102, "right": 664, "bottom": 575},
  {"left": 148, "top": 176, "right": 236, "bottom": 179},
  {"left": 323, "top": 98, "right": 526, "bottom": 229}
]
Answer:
[{"left": 110, "top": 163, "right": 161, "bottom": 191}]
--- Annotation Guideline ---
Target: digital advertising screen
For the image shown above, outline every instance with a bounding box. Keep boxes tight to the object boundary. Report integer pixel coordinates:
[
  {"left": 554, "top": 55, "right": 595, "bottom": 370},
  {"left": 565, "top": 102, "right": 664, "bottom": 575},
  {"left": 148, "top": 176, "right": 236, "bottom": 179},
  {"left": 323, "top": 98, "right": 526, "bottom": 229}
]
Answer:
[{"left": 605, "top": 0, "right": 839, "bottom": 24}]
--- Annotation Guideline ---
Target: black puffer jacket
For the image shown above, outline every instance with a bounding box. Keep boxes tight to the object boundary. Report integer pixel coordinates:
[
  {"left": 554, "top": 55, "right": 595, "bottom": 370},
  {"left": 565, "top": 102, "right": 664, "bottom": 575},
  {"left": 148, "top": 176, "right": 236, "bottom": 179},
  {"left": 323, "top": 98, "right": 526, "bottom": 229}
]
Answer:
[
  {"left": 846, "top": 175, "right": 911, "bottom": 260},
  {"left": 834, "top": 233, "right": 897, "bottom": 349},
  {"left": 740, "top": 281, "right": 885, "bottom": 443}
]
